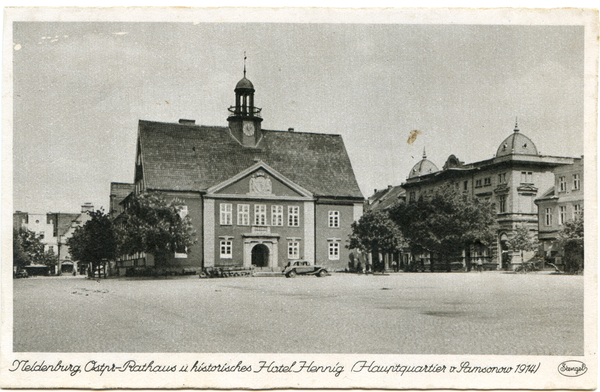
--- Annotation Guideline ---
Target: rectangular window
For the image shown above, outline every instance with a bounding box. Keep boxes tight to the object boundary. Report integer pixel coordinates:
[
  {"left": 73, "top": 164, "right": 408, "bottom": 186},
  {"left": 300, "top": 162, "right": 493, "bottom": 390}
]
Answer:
[
  {"left": 498, "top": 195, "right": 507, "bottom": 213},
  {"left": 521, "top": 171, "right": 533, "bottom": 183},
  {"left": 498, "top": 173, "right": 506, "bottom": 184},
  {"left": 328, "top": 211, "right": 339, "bottom": 228},
  {"left": 328, "top": 241, "right": 340, "bottom": 260},
  {"left": 237, "top": 204, "right": 250, "bottom": 226},
  {"left": 545, "top": 208, "right": 553, "bottom": 226},
  {"left": 271, "top": 205, "right": 283, "bottom": 226},
  {"left": 484, "top": 177, "right": 491, "bottom": 186},
  {"left": 475, "top": 179, "right": 482, "bottom": 188},
  {"left": 220, "top": 203, "right": 232, "bottom": 225},
  {"left": 219, "top": 239, "right": 232, "bottom": 259},
  {"left": 254, "top": 204, "right": 267, "bottom": 226},
  {"left": 39, "top": 231, "right": 45, "bottom": 240},
  {"left": 573, "top": 204, "right": 582, "bottom": 218},
  {"left": 409, "top": 191, "right": 415, "bottom": 202},
  {"left": 288, "top": 241, "right": 299, "bottom": 259},
  {"left": 559, "top": 205, "right": 567, "bottom": 225},
  {"left": 559, "top": 176, "right": 567, "bottom": 192},
  {"left": 463, "top": 181, "right": 468, "bottom": 191},
  {"left": 288, "top": 206, "right": 299, "bottom": 227},
  {"left": 573, "top": 174, "right": 580, "bottom": 190}
]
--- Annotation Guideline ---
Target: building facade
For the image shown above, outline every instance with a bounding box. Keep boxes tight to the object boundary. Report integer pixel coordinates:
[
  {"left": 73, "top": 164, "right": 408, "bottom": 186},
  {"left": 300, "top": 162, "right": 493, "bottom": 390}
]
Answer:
[
  {"left": 13, "top": 203, "right": 94, "bottom": 274},
  {"left": 400, "top": 123, "right": 577, "bottom": 270},
  {"left": 535, "top": 157, "right": 584, "bottom": 267},
  {"left": 116, "top": 73, "right": 364, "bottom": 275}
]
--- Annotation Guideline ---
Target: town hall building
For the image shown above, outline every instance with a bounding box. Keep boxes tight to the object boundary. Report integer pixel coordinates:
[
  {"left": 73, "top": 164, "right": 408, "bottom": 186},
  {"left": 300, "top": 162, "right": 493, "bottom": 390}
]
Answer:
[{"left": 113, "top": 71, "right": 364, "bottom": 275}]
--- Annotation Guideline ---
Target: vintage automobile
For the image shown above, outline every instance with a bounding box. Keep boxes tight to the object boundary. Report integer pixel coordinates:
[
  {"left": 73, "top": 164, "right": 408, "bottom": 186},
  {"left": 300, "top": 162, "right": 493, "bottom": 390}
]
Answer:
[
  {"left": 14, "top": 270, "right": 28, "bottom": 279},
  {"left": 282, "top": 260, "right": 329, "bottom": 278}
]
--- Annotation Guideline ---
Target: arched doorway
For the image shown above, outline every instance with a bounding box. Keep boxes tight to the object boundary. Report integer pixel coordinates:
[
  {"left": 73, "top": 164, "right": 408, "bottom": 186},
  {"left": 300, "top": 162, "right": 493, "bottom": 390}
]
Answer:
[{"left": 251, "top": 244, "right": 269, "bottom": 268}]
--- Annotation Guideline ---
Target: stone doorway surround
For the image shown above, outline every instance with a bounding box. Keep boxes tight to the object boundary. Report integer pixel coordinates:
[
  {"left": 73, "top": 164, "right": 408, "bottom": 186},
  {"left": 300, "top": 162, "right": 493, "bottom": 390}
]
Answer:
[{"left": 243, "top": 226, "right": 280, "bottom": 270}]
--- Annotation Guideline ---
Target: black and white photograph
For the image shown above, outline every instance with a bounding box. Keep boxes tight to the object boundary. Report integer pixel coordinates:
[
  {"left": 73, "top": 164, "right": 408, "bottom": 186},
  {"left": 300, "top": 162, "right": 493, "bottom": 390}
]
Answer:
[{"left": 1, "top": 6, "right": 597, "bottom": 390}]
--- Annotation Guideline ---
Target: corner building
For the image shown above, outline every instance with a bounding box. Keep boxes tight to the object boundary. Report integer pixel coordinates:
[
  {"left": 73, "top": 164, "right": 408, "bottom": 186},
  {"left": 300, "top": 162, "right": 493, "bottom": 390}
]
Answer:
[
  {"left": 121, "top": 73, "right": 364, "bottom": 274},
  {"left": 401, "top": 123, "right": 577, "bottom": 269}
]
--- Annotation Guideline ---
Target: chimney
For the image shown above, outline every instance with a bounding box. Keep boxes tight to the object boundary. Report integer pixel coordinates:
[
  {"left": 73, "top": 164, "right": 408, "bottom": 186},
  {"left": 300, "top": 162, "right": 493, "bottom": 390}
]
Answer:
[
  {"left": 179, "top": 119, "right": 196, "bottom": 125},
  {"left": 81, "top": 203, "right": 94, "bottom": 213},
  {"left": 288, "top": 127, "right": 294, "bottom": 132}
]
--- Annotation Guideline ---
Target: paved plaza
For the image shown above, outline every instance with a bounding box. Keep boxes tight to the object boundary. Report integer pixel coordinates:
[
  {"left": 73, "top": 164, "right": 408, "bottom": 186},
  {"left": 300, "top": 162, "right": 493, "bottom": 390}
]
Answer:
[{"left": 12, "top": 272, "right": 583, "bottom": 355}]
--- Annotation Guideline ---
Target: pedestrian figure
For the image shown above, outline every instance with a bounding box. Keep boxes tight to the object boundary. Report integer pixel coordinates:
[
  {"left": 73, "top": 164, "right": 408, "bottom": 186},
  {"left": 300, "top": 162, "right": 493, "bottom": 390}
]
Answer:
[{"left": 477, "top": 258, "right": 483, "bottom": 272}]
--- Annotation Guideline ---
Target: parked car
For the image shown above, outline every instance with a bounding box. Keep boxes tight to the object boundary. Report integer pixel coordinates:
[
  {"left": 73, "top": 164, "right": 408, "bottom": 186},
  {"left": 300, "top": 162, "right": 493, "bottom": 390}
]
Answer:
[
  {"left": 14, "top": 270, "right": 28, "bottom": 279},
  {"left": 282, "top": 260, "right": 329, "bottom": 278}
]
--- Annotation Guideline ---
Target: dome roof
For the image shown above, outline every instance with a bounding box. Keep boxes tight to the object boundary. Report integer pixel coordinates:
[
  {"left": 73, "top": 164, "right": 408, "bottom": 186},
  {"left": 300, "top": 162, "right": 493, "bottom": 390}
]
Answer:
[
  {"left": 408, "top": 157, "right": 439, "bottom": 179},
  {"left": 496, "top": 125, "right": 538, "bottom": 157},
  {"left": 235, "top": 76, "right": 254, "bottom": 90}
]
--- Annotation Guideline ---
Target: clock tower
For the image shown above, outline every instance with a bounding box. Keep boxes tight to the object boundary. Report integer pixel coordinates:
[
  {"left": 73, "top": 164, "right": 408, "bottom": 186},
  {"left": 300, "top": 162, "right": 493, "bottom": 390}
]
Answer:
[{"left": 227, "top": 60, "right": 263, "bottom": 147}]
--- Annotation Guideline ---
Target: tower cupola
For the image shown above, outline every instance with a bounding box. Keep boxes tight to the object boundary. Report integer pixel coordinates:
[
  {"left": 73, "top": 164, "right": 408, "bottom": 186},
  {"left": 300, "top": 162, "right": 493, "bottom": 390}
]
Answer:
[{"left": 228, "top": 55, "right": 263, "bottom": 147}]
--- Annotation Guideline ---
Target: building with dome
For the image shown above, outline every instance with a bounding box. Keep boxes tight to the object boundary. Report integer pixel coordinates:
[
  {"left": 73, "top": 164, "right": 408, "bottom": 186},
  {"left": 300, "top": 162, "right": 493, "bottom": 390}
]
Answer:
[
  {"left": 400, "top": 122, "right": 576, "bottom": 270},
  {"left": 112, "top": 70, "right": 364, "bottom": 275}
]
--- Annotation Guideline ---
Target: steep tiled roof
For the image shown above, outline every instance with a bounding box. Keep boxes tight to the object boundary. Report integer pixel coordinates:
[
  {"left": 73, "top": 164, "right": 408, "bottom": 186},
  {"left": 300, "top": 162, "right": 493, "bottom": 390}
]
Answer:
[{"left": 138, "top": 121, "right": 363, "bottom": 199}]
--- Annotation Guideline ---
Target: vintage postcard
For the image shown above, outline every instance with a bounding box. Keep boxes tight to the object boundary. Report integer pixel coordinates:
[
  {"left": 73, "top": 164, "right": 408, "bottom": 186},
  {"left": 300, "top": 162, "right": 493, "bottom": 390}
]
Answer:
[{"left": 1, "top": 6, "right": 597, "bottom": 390}]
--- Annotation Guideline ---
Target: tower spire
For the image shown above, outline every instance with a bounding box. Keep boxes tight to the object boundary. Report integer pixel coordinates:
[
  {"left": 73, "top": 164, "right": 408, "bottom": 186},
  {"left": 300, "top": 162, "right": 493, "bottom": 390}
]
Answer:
[
  {"left": 243, "top": 52, "right": 247, "bottom": 78},
  {"left": 514, "top": 116, "right": 519, "bottom": 132},
  {"left": 422, "top": 147, "right": 427, "bottom": 159}
]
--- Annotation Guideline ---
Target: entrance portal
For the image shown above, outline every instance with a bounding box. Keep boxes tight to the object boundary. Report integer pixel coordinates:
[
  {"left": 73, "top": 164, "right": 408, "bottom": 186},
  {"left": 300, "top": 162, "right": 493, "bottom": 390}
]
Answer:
[{"left": 251, "top": 244, "right": 269, "bottom": 268}]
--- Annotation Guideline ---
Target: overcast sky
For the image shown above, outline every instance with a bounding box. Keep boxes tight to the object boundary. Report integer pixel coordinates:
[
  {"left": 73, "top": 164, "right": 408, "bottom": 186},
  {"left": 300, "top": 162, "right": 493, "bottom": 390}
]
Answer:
[{"left": 12, "top": 21, "right": 584, "bottom": 213}]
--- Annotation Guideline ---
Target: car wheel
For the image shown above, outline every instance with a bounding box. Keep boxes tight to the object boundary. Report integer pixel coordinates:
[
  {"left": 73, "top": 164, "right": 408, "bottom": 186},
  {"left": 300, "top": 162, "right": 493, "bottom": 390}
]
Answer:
[
  {"left": 287, "top": 270, "right": 297, "bottom": 278},
  {"left": 318, "top": 270, "right": 328, "bottom": 277}
]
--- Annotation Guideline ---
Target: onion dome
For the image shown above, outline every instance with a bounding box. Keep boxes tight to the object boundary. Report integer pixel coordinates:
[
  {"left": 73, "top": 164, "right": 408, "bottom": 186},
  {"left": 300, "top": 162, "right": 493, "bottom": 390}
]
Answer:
[
  {"left": 235, "top": 76, "right": 254, "bottom": 90},
  {"left": 408, "top": 148, "right": 439, "bottom": 179},
  {"left": 496, "top": 120, "right": 538, "bottom": 157}
]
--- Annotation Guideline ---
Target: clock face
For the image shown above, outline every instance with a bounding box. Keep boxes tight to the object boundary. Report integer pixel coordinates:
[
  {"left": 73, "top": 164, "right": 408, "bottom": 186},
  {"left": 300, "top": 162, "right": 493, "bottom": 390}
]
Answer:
[{"left": 243, "top": 121, "right": 255, "bottom": 136}]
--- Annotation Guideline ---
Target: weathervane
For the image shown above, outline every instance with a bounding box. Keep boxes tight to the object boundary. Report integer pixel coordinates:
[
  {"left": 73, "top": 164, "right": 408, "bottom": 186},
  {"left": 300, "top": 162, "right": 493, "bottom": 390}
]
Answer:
[{"left": 244, "top": 52, "right": 247, "bottom": 78}]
